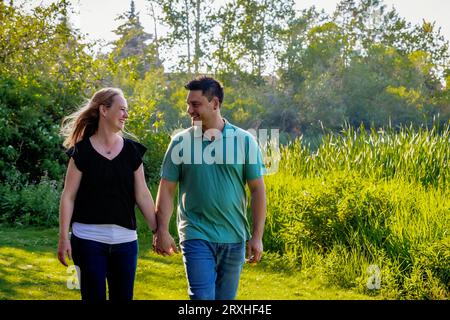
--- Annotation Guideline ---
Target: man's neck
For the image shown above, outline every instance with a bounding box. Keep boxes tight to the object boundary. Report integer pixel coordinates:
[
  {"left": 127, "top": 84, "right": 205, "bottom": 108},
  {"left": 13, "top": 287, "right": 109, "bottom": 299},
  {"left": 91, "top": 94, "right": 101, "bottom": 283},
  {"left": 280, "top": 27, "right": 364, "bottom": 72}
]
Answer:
[{"left": 201, "top": 117, "right": 225, "bottom": 133}]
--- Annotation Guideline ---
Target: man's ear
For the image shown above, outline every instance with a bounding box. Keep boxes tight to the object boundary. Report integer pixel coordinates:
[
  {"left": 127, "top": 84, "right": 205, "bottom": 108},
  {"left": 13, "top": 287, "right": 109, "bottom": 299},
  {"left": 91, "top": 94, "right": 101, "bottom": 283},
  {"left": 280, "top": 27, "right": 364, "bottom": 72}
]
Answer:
[{"left": 213, "top": 97, "right": 220, "bottom": 110}]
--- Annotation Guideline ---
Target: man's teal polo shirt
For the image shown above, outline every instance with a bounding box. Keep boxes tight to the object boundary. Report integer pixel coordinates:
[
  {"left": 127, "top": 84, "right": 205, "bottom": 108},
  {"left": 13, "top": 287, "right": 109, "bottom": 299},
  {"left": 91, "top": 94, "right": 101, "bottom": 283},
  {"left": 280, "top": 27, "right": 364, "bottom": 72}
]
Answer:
[{"left": 160, "top": 120, "right": 265, "bottom": 243}]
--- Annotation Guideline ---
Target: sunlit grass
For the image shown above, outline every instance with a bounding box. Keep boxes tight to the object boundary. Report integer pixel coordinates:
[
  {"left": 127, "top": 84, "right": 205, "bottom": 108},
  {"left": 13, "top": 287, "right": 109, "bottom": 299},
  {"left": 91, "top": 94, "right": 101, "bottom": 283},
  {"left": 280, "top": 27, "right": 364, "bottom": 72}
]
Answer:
[
  {"left": 0, "top": 226, "right": 373, "bottom": 300},
  {"left": 280, "top": 123, "right": 449, "bottom": 189},
  {"left": 261, "top": 122, "right": 450, "bottom": 299}
]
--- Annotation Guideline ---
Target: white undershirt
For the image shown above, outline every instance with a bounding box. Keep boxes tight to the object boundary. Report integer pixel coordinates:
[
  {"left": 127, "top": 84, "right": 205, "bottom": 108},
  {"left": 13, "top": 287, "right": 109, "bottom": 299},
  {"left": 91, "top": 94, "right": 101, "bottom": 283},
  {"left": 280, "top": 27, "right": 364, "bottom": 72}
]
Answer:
[{"left": 72, "top": 222, "right": 137, "bottom": 244}]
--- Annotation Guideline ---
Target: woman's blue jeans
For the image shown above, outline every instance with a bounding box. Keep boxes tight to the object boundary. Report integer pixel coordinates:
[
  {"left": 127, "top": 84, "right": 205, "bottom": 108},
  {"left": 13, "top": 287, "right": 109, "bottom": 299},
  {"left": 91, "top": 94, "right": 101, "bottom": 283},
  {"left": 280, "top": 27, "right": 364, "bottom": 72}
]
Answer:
[
  {"left": 70, "top": 234, "right": 138, "bottom": 301},
  {"left": 180, "top": 239, "right": 246, "bottom": 300}
]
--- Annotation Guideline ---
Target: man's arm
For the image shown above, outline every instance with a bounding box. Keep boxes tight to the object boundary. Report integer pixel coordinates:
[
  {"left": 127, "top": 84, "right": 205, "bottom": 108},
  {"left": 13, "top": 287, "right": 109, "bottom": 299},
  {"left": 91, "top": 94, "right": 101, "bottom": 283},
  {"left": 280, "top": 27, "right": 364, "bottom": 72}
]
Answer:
[
  {"left": 153, "top": 178, "right": 178, "bottom": 255},
  {"left": 246, "top": 177, "right": 266, "bottom": 263}
]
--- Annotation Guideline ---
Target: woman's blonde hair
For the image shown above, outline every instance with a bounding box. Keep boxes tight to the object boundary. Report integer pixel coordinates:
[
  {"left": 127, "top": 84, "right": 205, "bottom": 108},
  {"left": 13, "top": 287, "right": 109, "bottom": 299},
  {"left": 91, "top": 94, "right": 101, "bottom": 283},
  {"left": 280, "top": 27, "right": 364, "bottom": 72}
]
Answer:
[{"left": 60, "top": 87, "right": 124, "bottom": 148}]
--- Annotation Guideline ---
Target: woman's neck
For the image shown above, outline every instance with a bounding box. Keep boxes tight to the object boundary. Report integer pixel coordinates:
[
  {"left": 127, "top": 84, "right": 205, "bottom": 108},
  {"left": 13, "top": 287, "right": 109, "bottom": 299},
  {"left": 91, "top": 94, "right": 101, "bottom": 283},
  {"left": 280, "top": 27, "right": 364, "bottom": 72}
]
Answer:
[{"left": 93, "top": 125, "right": 120, "bottom": 148}]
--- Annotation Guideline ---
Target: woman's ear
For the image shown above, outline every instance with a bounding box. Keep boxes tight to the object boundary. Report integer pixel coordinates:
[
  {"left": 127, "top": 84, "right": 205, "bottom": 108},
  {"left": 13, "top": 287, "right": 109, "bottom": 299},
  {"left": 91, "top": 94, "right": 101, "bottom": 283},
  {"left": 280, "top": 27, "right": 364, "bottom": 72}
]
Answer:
[{"left": 99, "top": 105, "right": 107, "bottom": 117}]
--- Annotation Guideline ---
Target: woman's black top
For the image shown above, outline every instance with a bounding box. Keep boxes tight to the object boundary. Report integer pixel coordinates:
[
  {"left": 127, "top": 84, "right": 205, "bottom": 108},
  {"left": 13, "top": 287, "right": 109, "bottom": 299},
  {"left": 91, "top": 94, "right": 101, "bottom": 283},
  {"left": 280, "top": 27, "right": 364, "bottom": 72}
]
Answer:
[{"left": 66, "top": 137, "right": 147, "bottom": 230}]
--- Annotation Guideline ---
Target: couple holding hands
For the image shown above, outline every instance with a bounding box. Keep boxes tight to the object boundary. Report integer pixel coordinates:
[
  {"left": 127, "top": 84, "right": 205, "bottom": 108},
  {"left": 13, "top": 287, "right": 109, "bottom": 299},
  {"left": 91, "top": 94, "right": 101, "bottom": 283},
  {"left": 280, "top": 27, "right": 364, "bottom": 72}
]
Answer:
[{"left": 57, "top": 76, "right": 267, "bottom": 301}]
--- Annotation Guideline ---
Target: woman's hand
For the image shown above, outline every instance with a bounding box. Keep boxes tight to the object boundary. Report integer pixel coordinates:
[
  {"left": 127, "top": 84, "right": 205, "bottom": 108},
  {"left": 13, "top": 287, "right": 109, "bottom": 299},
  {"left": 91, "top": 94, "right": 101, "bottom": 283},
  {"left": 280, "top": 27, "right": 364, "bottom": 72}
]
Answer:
[{"left": 57, "top": 236, "right": 72, "bottom": 267}]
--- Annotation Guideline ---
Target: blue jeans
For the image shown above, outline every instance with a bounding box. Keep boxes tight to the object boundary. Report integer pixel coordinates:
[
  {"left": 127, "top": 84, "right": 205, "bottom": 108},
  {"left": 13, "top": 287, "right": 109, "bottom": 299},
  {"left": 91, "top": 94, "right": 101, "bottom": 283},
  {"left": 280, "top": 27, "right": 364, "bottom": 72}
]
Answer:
[
  {"left": 70, "top": 234, "right": 138, "bottom": 301},
  {"left": 180, "top": 239, "right": 246, "bottom": 300}
]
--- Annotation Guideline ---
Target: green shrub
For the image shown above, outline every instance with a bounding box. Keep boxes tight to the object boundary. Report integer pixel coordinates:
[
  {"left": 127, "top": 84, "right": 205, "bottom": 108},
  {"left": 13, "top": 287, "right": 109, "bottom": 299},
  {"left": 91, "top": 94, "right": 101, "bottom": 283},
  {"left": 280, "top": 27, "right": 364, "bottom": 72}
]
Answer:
[
  {"left": 353, "top": 249, "right": 404, "bottom": 299},
  {"left": 322, "top": 245, "right": 365, "bottom": 289},
  {"left": 401, "top": 237, "right": 450, "bottom": 299},
  {"left": 264, "top": 168, "right": 449, "bottom": 298},
  {"left": 0, "top": 173, "right": 61, "bottom": 227},
  {"left": 140, "top": 132, "right": 171, "bottom": 183}
]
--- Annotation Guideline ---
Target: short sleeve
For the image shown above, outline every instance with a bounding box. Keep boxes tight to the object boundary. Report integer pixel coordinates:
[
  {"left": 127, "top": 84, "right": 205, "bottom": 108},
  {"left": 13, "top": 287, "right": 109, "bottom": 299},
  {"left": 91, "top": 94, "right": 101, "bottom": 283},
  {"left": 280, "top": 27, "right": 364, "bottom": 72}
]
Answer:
[
  {"left": 130, "top": 140, "right": 147, "bottom": 171},
  {"left": 244, "top": 134, "right": 265, "bottom": 181},
  {"left": 66, "top": 145, "right": 86, "bottom": 172},
  {"left": 160, "top": 137, "right": 182, "bottom": 182}
]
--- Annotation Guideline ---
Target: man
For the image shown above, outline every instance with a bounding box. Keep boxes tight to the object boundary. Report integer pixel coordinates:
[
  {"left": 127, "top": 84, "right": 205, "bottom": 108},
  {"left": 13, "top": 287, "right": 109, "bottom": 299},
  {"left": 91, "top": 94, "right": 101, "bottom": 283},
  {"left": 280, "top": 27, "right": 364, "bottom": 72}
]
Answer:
[{"left": 153, "top": 76, "right": 266, "bottom": 300}]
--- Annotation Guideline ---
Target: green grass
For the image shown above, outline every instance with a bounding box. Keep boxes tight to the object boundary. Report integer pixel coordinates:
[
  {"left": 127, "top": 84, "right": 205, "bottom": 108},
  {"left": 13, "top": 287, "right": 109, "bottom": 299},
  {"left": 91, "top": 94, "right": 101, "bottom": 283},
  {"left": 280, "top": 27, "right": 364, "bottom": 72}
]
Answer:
[
  {"left": 261, "top": 123, "right": 450, "bottom": 299},
  {"left": 0, "top": 226, "right": 373, "bottom": 300}
]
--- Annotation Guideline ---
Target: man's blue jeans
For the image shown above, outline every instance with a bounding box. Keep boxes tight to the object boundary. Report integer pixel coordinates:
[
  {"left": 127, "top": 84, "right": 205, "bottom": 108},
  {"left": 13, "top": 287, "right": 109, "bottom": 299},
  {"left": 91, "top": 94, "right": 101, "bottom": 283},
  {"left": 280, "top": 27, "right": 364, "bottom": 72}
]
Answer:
[
  {"left": 180, "top": 239, "right": 246, "bottom": 300},
  {"left": 71, "top": 234, "right": 138, "bottom": 301}
]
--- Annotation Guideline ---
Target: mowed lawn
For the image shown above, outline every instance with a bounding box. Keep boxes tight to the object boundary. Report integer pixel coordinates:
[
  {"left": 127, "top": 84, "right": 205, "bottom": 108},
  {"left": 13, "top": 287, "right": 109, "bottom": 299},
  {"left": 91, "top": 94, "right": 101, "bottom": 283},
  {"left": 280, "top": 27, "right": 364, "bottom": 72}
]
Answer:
[{"left": 0, "top": 226, "right": 374, "bottom": 300}]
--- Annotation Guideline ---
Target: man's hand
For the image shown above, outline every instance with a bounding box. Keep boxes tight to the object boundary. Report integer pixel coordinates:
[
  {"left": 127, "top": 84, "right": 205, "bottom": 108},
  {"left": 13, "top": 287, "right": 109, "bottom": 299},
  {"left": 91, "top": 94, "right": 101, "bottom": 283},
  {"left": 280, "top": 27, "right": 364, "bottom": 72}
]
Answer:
[
  {"left": 246, "top": 236, "right": 263, "bottom": 263},
  {"left": 153, "top": 229, "right": 178, "bottom": 256}
]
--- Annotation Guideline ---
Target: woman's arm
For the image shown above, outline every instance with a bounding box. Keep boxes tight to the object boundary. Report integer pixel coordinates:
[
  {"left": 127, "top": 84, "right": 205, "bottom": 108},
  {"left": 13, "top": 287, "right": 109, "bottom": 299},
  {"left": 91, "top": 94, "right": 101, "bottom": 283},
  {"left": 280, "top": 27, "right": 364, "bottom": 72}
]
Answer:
[
  {"left": 153, "top": 178, "right": 178, "bottom": 255},
  {"left": 58, "top": 159, "right": 82, "bottom": 266},
  {"left": 134, "top": 164, "right": 157, "bottom": 233}
]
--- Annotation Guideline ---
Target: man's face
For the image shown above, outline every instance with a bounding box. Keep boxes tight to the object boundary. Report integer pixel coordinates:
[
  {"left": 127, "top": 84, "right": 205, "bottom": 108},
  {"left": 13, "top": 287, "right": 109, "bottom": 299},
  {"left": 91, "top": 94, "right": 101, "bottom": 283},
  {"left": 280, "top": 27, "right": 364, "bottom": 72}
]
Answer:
[{"left": 186, "top": 90, "right": 215, "bottom": 126}]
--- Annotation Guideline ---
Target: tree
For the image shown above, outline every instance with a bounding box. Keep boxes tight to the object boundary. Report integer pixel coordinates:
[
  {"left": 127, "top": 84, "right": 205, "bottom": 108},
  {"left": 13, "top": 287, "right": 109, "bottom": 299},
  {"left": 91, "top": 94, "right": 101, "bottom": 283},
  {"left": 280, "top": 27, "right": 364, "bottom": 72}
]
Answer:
[
  {"left": 146, "top": 0, "right": 163, "bottom": 68},
  {"left": 276, "top": 7, "right": 322, "bottom": 92},
  {"left": 212, "top": 0, "right": 295, "bottom": 82},
  {"left": 158, "top": 0, "right": 215, "bottom": 74},
  {"left": 291, "top": 20, "right": 347, "bottom": 133},
  {"left": 111, "top": 1, "right": 156, "bottom": 78},
  {"left": 0, "top": 1, "right": 100, "bottom": 182}
]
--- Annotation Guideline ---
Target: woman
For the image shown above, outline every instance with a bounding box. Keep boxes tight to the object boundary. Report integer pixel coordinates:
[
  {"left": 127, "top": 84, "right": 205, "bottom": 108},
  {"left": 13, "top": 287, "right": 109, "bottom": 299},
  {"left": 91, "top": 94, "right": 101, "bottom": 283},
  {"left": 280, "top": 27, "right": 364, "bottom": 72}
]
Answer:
[{"left": 57, "top": 87, "right": 157, "bottom": 301}]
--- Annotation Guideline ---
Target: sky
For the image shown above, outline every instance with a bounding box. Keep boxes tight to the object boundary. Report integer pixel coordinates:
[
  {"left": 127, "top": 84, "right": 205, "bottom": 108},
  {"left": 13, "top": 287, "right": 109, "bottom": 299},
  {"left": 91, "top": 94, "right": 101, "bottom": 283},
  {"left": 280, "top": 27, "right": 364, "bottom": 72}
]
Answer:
[{"left": 17, "top": 0, "right": 450, "bottom": 57}]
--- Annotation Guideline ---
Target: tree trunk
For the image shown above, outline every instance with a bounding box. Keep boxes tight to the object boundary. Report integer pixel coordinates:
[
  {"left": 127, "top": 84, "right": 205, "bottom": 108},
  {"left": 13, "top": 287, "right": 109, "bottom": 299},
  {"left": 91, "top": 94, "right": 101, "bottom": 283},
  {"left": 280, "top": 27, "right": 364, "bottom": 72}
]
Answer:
[
  {"left": 194, "top": 0, "right": 201, "bottom": 74},
  {"left": 184, "top": 0, "right": 192, "bottom": 74},
  {"left": 149, "top": 1, "right": 161, "bottom": 67}
]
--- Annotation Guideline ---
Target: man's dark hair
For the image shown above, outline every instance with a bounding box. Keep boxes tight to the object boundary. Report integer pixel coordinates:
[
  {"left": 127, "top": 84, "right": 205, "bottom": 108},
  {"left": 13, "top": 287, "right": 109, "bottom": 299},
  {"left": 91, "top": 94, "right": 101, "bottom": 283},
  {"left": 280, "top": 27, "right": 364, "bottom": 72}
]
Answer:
[{"left": 184, "top": 76, "right": 224, "bottom": 105}]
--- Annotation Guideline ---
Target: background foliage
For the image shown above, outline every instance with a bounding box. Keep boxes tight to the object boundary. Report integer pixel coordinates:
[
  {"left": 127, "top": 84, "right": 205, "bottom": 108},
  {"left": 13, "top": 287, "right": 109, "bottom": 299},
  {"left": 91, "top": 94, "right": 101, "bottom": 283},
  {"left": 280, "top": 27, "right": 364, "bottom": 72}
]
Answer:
[{"left": 0, "top": 0, "right": 449, "bottom": 299}]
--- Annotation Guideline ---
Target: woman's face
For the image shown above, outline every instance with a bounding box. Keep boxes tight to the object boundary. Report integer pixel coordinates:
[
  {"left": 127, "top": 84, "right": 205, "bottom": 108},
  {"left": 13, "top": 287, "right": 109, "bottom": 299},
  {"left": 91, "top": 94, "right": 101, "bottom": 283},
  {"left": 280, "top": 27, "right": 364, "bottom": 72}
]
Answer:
[{"left": 103, "top": 95, "right": 128, "bottom": 131}]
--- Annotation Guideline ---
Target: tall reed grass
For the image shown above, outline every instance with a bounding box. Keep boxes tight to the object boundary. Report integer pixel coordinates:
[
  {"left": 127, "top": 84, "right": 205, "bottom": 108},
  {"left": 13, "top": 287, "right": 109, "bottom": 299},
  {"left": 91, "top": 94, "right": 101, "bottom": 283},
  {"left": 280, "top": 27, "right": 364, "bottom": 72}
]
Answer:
[
  {"left": 279, "top": 123, "right": 449, "bottom": 190},
  {"left": 263, "top": 122, "right": 449, "bottom": 299}
]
